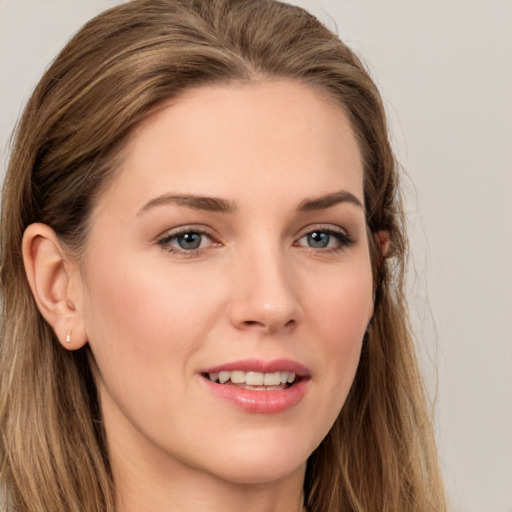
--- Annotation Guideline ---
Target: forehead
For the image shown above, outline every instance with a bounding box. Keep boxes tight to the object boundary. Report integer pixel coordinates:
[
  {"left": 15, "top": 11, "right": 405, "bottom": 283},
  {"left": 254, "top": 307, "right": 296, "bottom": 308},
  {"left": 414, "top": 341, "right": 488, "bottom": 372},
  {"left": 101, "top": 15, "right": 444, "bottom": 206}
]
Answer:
[{"left": 94, "top": 80, "right": 364, "bottom": 217}]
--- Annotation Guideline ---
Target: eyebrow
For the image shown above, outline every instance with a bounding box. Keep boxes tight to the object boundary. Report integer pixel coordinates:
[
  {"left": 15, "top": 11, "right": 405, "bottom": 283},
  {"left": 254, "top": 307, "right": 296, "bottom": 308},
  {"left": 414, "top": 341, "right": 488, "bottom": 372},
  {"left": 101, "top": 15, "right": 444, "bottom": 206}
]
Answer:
[
  {"left": 297, "top": 190, "right": 364, "bottom": 212},
  {"left": 137, "top": 194, "right": 237, "bottom": 216},
  {"left": 137, "top": 189, "right": 363, "bottom": 216}
]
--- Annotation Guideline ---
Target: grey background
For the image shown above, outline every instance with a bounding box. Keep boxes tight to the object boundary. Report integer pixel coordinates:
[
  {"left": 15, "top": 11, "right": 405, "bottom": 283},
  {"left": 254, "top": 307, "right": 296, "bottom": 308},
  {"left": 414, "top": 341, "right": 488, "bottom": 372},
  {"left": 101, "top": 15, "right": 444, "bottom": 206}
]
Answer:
[{"left": 1, "top": 1, "right": 511, "bottom": 511}]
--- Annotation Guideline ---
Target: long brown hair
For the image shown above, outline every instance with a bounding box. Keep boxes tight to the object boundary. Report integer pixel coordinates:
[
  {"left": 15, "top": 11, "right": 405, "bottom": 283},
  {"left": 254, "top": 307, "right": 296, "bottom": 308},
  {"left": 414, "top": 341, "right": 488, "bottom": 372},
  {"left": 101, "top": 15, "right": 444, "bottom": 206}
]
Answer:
[{"left": 0, "top": 1, "right": 446, "bottom": 511}]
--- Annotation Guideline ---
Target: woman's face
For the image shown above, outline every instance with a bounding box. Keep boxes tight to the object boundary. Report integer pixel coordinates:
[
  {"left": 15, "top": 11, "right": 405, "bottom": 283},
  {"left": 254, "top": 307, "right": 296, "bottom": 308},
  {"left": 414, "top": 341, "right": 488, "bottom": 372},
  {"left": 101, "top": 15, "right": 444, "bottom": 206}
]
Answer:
[{"left": 77, "top": 81, "right": 374, "bottom": 486}]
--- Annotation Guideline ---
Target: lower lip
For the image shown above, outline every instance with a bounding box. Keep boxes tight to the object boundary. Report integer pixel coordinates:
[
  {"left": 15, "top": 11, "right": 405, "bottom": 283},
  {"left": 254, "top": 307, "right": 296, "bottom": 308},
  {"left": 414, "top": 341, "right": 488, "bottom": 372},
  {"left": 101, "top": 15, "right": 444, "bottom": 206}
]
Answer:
[{"left": 201, "top": 377, "right": 309, "bottom": 414}]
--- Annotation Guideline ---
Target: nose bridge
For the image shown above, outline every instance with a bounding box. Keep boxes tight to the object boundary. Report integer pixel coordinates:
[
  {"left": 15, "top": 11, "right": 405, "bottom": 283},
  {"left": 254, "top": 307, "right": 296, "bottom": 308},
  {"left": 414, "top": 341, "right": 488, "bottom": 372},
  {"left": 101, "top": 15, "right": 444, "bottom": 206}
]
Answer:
[{"left": 229, "top": 234, "right": 301, "bottom": 333}]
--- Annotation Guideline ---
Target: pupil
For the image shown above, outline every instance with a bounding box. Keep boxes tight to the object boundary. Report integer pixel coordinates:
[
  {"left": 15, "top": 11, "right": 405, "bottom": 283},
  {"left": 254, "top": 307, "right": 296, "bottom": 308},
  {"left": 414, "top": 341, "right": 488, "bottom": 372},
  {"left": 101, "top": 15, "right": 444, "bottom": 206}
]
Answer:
[
  {"left": 308, "top": 231, "right": 329, "bottom": 248},
  {"left": 178, "top": 233, "right": 201, "bottom": 250}
]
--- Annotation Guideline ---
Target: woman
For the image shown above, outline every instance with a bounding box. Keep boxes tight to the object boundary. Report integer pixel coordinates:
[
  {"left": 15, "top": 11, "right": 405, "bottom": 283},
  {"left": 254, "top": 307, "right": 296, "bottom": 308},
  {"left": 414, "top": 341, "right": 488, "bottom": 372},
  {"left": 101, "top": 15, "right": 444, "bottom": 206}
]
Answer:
[{"left": 0, "top": 0, "right": 446, "bottom": 511}]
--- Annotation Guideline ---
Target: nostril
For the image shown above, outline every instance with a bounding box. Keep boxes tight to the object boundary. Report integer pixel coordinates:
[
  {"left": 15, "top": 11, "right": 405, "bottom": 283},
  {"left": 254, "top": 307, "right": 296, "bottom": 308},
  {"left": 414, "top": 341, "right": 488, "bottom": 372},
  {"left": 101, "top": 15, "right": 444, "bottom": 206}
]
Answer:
[
  {"left": 284, "top": 319, "right": 295, "bottom": 329},
  {"left": 238, "top": 318, "right": 296, "bottom": 334},
  {"left": 242, "top": 320, "right": 263, "bottom": 328}
]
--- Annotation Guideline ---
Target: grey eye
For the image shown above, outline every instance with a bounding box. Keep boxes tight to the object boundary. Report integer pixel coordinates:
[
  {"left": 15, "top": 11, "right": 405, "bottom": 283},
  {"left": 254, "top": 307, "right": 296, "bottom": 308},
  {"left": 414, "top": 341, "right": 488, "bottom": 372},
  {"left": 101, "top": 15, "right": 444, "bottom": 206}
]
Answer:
[
  {"left": 306, "top": 231, "right": 330, "bottom": 248},
  {"left": 175, "top": 232, "right": 203, "bottom": 250},
  {"left": 296, "top": 228, "right": 353, "bottom": 252},
  {"left": 158, "top": 228, "right": 216, "bottom": 255}
]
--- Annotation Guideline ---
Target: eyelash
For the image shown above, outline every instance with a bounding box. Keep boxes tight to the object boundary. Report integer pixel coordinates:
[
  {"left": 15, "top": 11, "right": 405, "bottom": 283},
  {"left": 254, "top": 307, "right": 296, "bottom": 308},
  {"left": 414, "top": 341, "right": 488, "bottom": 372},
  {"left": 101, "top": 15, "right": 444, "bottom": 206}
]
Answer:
[
  {"left": 157, "top": 225, "right": 355, "bottom": 256},
  {"left": 294, "top": 226, "right": 355, "bottom": 253},
  {"left": 157, "top": 226, "right": 218, "bottom": 257}
]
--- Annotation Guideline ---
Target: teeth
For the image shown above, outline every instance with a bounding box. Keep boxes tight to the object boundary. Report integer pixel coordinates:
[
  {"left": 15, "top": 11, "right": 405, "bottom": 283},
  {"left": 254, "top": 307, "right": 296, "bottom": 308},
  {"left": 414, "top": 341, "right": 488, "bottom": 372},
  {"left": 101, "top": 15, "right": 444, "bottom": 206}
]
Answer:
[
  {"left": 207, "top": 370, "right": 297, "bottom": 386},
  {"left": 246, "top": 372, "right": 264, "bottom": 385},
  {"left": 263, "top": 372, "right": 281, "bottom": 386},
  {"left": 218, "top": 371, "right": 230, "bottom": 384},
  {"left": 230, "top": 371, "right": 245, "bottom": 383}
]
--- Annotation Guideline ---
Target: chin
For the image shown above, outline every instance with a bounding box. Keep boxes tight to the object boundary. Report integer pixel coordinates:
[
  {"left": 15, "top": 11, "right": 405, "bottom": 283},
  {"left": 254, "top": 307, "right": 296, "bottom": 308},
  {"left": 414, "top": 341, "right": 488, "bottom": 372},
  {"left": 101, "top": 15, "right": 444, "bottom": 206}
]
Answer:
[
  {"left": 208, "top": 458, "right": 306, "bottom": 486},
  {"left": 194, "top": 431, "right": 313, "bottom": 485}
]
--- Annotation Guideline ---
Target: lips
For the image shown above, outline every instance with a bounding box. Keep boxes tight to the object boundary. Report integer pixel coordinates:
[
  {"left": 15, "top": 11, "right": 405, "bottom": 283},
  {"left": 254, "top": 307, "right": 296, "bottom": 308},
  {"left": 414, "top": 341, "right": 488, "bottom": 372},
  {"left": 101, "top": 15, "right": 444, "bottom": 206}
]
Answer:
[{"left": 200, "top": 358, "right": 310, "bottom": 414}]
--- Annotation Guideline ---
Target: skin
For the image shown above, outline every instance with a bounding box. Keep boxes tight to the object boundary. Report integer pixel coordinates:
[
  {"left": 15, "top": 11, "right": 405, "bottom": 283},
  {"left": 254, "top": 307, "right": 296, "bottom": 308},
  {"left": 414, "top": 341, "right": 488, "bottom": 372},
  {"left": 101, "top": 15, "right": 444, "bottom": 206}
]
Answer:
[{"left": 24, "top": 81, "right": 376, "bottom": 512}]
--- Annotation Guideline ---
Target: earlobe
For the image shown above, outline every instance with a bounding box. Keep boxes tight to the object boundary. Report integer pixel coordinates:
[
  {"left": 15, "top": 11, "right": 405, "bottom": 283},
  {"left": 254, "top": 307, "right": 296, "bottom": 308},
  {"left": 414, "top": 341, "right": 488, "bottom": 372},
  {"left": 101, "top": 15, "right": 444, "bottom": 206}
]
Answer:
[
  {"left": 375, "top": 230, "right": 390, "bottom": 258},
  {"left": 22, "top": 223, "right": 87, "bottom": 350}
]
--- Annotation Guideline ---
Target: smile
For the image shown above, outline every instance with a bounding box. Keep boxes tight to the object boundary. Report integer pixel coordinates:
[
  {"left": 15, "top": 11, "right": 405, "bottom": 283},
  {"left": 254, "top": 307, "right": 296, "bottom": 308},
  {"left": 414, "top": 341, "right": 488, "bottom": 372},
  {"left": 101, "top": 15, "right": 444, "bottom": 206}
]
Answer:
[
  {"left": 200, "top": 359, "right": 310, "bottom": 414},
  {"left": 205, "top": 370, "right": 296, "bottom": 389}
]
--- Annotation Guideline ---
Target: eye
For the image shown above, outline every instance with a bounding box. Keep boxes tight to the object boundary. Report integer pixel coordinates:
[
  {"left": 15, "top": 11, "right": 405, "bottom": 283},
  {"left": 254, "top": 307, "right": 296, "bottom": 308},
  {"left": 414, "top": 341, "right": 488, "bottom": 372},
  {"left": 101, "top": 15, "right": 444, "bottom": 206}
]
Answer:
[
  {"left": 157, "top": 228, "right": 216, "bottom": 254},
  {"left": 173, "top": 232, "right": 205, "bottom": 250},
  {"left": 296, "top": 227, "right": 354, "bottom": 251},
  {"left": 304, "top": 231, "right": 332, "bottom": 249}
]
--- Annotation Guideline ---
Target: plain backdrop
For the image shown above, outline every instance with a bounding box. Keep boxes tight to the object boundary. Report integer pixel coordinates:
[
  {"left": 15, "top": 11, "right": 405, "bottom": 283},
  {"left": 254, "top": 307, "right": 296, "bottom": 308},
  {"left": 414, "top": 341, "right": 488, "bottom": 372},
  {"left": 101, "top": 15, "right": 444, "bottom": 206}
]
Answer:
[{"left": 1, "top": 1, "right": 511, "bottom": 511}]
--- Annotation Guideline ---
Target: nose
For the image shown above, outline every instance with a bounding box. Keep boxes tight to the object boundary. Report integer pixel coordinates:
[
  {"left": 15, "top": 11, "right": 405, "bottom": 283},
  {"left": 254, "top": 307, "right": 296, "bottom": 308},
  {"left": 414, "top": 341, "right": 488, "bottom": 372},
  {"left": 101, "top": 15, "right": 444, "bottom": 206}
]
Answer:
[{"left": 228, "top": 245, "right": 303, "bottom": 335}]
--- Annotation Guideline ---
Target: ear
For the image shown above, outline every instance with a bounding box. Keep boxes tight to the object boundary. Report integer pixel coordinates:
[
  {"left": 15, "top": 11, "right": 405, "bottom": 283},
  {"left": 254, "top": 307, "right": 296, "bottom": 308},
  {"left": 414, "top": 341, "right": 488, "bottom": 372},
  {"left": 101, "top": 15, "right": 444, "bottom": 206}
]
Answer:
[
  {"left": 22, "top": 223, "right": 88, "bottom": 350},
  {"left": 374, "top": 230, "right": 390, "bottom": 258}
]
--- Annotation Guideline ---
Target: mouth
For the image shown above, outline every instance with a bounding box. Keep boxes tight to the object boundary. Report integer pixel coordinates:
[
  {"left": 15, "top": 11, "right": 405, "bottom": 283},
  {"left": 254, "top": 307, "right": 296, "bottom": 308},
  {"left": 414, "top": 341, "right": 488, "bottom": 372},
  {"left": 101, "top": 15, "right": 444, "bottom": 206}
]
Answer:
[
  {"left": 200, "top": 359, "right": 310, "bottom": 413},
  {"left": 202, "top": 370, "right": 298, "bottom": 390}
]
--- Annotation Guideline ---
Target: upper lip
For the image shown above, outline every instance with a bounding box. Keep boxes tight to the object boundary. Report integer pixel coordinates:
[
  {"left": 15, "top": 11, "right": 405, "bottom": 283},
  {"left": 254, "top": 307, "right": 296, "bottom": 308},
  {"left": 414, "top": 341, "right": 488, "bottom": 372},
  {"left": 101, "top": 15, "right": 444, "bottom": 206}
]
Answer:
[{"left": 202, "top": 358, "right": 310, "bottom": 377}]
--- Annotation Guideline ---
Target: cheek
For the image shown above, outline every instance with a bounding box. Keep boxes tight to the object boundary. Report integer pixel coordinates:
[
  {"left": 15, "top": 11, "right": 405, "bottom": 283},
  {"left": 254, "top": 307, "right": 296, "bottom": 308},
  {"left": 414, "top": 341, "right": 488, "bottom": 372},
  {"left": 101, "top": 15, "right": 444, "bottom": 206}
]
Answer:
[
  {"left": 305, "top": 258, "right": 373, "bottom": 418},
  {"left": 80, "top": 254, "right": 222, "bottom": 391},
  {"left": 309, "top": 252, "right": 374, "bottom": 340}
]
